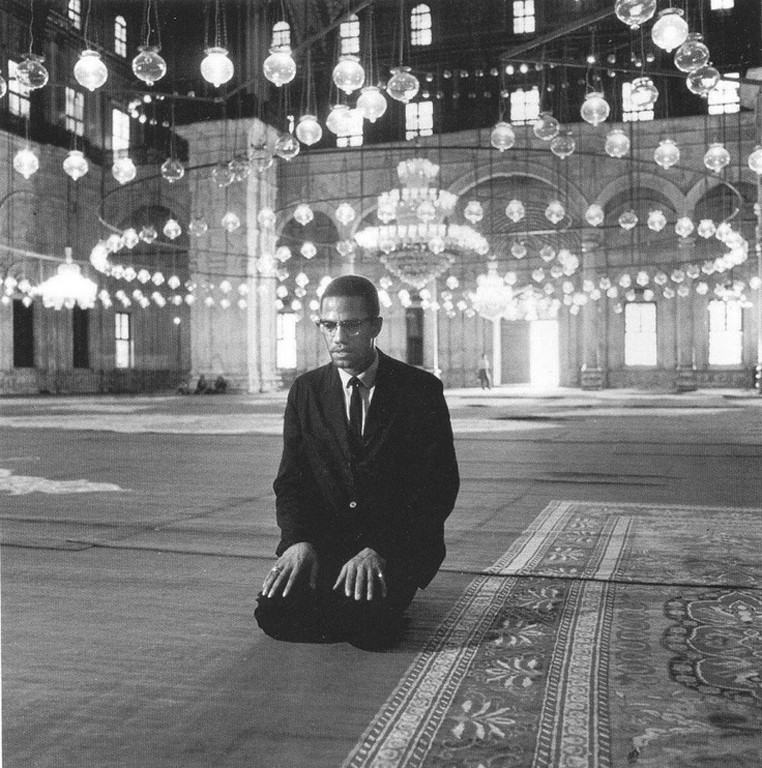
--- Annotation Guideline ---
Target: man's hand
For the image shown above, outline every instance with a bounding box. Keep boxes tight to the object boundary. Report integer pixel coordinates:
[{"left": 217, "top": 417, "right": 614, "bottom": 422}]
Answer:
[
  {"left": 262, "top": 542, "right": 319, "bottom": 598},
  {"left": 334, "top": 548, "right": 387, "bottom": 601}
]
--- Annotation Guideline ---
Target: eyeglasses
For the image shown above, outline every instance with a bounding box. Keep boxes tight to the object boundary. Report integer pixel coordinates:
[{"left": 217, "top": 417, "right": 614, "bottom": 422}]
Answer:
[{"left": 315, "top": 318, "right": 375, "bottom": 336}]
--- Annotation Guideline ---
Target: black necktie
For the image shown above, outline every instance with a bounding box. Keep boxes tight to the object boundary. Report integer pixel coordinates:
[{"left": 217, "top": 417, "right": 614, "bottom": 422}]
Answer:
[{"left": 348, "top": 377, "right": 363, "bottom": 443}]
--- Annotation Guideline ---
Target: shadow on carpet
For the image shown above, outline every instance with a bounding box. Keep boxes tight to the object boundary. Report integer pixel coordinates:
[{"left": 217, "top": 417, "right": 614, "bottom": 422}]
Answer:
[{"left": 343, "top": 500, "right": 762, "bottom": 768}]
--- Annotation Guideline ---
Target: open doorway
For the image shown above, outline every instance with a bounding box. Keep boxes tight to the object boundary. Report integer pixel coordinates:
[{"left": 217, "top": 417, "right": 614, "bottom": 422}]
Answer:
[{"left": 529, "top": 319, "right": 559, "bottom": 388}]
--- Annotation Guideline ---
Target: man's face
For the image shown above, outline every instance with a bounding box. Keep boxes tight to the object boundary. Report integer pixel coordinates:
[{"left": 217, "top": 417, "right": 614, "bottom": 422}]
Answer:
[{"left": 319, "top": 295, "right": 382, "bottom": 375}]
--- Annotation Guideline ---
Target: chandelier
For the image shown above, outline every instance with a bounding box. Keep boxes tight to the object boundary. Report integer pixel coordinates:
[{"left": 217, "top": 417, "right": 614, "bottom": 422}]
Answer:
[
  {"left": 354, "top": 158, "right": 489, "bottom": 289},
  {"left": 35, "top": 247, "right": 98, "bottom": 310}
]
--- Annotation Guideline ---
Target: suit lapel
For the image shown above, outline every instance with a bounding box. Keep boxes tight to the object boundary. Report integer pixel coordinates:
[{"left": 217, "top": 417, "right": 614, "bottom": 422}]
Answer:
[{"left": 363, "top": 351, "right": 401, "bottom": 448}]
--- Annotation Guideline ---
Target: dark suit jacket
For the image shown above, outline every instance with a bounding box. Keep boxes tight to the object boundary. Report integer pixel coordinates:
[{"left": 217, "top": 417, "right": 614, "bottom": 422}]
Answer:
[{"left": 273, "top": 349, "right": 459, "bottom": 588}]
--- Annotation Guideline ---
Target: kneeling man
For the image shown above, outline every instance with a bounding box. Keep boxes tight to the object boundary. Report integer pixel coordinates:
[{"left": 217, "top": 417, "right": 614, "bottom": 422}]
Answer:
[{"left": 256, "top": 275, "right": 459, "bottom": 646}]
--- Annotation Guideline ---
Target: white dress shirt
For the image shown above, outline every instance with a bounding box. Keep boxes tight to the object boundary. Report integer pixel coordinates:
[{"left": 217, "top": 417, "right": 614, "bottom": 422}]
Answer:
[{"left": 336, "top": 350, "right": 379, "bottom": 436}]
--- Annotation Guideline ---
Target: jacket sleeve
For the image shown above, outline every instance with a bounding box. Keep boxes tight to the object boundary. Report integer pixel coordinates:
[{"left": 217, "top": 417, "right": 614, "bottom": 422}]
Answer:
[
  {"left": 361, "top": 376, "right": 459, "bottom": 576},
  {"left": 272, "top": 380, "right": 319, "bottom": 554}
]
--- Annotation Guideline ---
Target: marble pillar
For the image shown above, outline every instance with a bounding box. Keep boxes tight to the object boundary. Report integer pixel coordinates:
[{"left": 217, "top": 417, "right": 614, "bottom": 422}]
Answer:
[{"left": 579, "top": 233, "right": 605, "bottom": 389}]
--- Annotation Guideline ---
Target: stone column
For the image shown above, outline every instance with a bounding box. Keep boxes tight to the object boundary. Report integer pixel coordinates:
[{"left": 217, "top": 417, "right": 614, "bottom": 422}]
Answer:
[
  {"left": 675, "top": 237, "right": 697, "bottom": 391},
  {"left": 247, "top": 124, "right": 280, "bottom": 392},
  {"left": 579, "top": 232, "right": 605, "bottom": 389}
]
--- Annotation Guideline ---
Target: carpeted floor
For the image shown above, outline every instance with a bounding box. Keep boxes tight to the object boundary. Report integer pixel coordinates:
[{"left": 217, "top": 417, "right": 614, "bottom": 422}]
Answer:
[{"left": 342, "top": 501, "right": 762, "bottom": 768}]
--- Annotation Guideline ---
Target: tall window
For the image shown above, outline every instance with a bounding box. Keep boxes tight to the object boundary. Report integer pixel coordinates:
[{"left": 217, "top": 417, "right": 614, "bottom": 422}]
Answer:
[
  {"left": 115, "top": 312, "right": 133, "bottom": 369},
  {"left": 271, "top": 21, "right": 291, "bottom": 49},
  {"left": 406, "top": 307, "right": 424, "bottom": 367},
  {"left": 622, "top": 81, "right": 654, "bottom": 122},
  {"left": 339, "top": 13, "right": 360, "bottom": 55},
  {"left": 707, "top": 73, "right": 739, "bottom": 115},
  {"left": 68, "top": 0, "right": 82, "bottom": 29},
  {"left": 337, "top": 108, "right": 364, "bottom": 147},
  {"left": 411, "top": 4, "right": 432, "bottom": 47},
  {"left": 509, "top": 86, "right": 540, "bottom": 124},
  {"left": 112, "top": 108, "right": 130, "bottom": 151},
  {"left": 405, "top": 100, "right": 433, "bottom": 140},
  {"left": 65, "top": 87, "right": 84, "bottom": 136},
  {"left": 708, "top": 300, "right": 743, "bottom": 365},
  {"left": 710, "top": 0, "right": 733, "bottom": 9},
  {"left": 13, "top": 299, "right": 34, "bottom": 368},
  {"left": 513, "top": 1, "right": 535, "bottom": 34},
  {"left": 114, "top": 15, "right": 127, "bottom": 57},
  {"left": 8, "top": 60, "right": 30, "bottom": 118},
  {"left": 624, "top": 302, "right": 657, "bottom": 366},
  {"left": 276, "top": 313, "right": 297, "bottom": 369},
  {"left": 73, "top": 307, "right": 90, "bottom": 369}
]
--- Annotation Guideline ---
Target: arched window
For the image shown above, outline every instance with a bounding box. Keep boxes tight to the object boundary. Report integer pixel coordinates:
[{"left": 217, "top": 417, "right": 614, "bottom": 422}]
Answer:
[
  {"left": 340, "top": 13, "right": 360, "bottom": 55},
  {"left": 411, "top": 4, "right": 432, "bottom": 47},
  {"left": 509, "top": 87, "right": 539, "bottom": 124},
  {"left": 272, "top": 21, "right": 291, "bottom": 49},
  {"left": 512, "top": 1, "right": 535, "bottom": 34},
  {"left": 68, "top": 0, "right": 82, "bottom": 30},
  {"left": 115, "top": 15, "right": 127, "bottom": 57},
  {"left": 622, "top": 82, "right": 654, "bottom": 122},
  {"left": 708, "top": 300, "right": 743, "bottom": 365},
  {"left": 405, "top": 100, "right": 433, "bottom": 140}
]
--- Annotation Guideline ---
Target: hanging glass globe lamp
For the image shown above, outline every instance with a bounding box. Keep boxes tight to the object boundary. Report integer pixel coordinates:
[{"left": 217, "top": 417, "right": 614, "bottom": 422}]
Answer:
[
  {"left": 686, "top": 64, "right": 720, "bottom": 97},
  {"left": 73, "top": 49, "right": 108, "bottom": 91},
  {"left": 212, "top": 162, "right": 235, "bottom": 187},
  {"left": 630, "top": 76, "right": 659, "bottom": 108},
  {"left": 505, "top": 199, "right": 525, "bottom": 223},
  {"left": 697, "top": 219, "right": 716, "bottom": 239},
  {"left": 301, "top": 242, "right": 317, "bottom": 259},
  {"left": 464, "top": 201, "right": 484, "bottom": 224},
  {"left": 674, "top": 33, "right": 710, "bottom": 74},
  {"left": 163, "top": 219, "right": 181, "bottom": 240},
  {"left": 704, "top": 142, "right": 730, "bottom": 173},
  {"left": 490, "top": 121, "right": 515, "bottom": 151},
  {"left": 132, "top": 45, "right": 167, "bottom": 85},
  {"left": 647, "top": 209, "right": 667, "bottom": 232},
  {"left": 160, "top": 157, "right": 185, "bottom": 183},
  {"left": 326, "top": 104, "right": 353, "bottom": 136},
  {"left": 651, "top": 8, "right": 688, "bottom": 53},
  {"left": 13, "top": 146, "right": 39, "bottom": 178},
  {"left": 654, "top": 138, "right": 680, "bottom": 169},
  {"left": 62, "top": 149, "right": 89, "bottom": 180},
  {"left": 357, "top": 85, "right": 387, "bottom": 123},
  {"left": 386, "top": 66, "right": 420, "bottom": 103},
  {"left": 263, "top": 47, "right": 296, "bottom": 87},
  {"left": 335, "top": 203, "right": 356, "bottom": 226},
  {"left": 580, "top": 91, "right": 610, "bottom": 126},
  {"left": 675, "top": 216, "right": 695, "bottom": 238},
  {"left": 550, "top": 131, "right": 576, "bottom": 159},
  {"left": 274, "top": 132, "right": 300, "bottom": 161},
  {"left": 605, "top": 128, "right": 630, "bottom": 158},
  {"left": 112, "top": 155, "right": 136, "bottom": 185},
  {"left": 615, "top": 0, "right": 657, "bottom": 29},
  {"left": 332, "top": 54, "right": 365, "bottom": 94},
  {"left": 188, "top": 216, "right": 208, "bottom": 237},
  {"left": 293, "top": 204, "right": 314, "bottom": 226},
  {"left": 585, "top": 204, "right": 605, "bottom": 227},
  {"left": 748, "top": 145, "right": 762, "bottom": 174},
  {"left": 533, "top": 112, "right": 560, "bottom": 141},
  {"left": 254, "top": 210, "right": 275, "bottom": 233},
  {"left": 545, "top": 200, "right": 566, "bottom": 224},
  {"left": 221, "top": 212, "right": 241, "bottom": 233},
  {"left": 140, "top": 225, "right": 158, "bottom": 243},
  {"left": 295, "top": 114, "right": 322, "bottom": 146},
  {"left": 16, "top": 53, "right": 49, "bottom": 90},
  {"left": 200, "top": 47, "right": 234, "bottom": 87},
  {"left": 511, "top": 242, "right": 527, "bottom": 259},
  {"left": 618, "top": 210, "right": 638, "bottom": 230}
]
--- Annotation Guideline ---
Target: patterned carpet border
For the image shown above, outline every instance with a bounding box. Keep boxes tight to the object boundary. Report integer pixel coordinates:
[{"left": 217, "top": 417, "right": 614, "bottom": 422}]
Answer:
[{"left": 342, "top": 500, "right": 762, "bottom": 768}]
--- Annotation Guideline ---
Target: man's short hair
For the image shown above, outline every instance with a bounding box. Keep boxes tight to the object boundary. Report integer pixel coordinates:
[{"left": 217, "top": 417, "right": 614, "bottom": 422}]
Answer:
[{"left": 321, "top": 274, "right": 380, "bottom": 317}]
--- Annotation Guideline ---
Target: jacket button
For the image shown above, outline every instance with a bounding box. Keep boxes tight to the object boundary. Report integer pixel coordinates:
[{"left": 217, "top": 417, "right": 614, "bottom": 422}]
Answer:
[{"left": 349, "top": 501, "right": 357, "bottom": 509}]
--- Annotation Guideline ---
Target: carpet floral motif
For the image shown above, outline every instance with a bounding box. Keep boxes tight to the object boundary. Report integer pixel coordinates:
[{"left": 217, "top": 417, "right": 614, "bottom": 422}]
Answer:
[
  {"left": 666, "top": 589, "right": 762, "bottom": 705},
  {"left": 343, "top": 501, "right": 762, "bottom": 768}
]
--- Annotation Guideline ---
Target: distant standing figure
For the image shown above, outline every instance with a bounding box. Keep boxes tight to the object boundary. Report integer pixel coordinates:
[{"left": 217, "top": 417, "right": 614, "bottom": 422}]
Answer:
[
  {"left": 477, "top": 354, "right": 491, "bottom": 390},
  {"left": 194, "top": 374, "right": 210, "bottom": 394}
]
